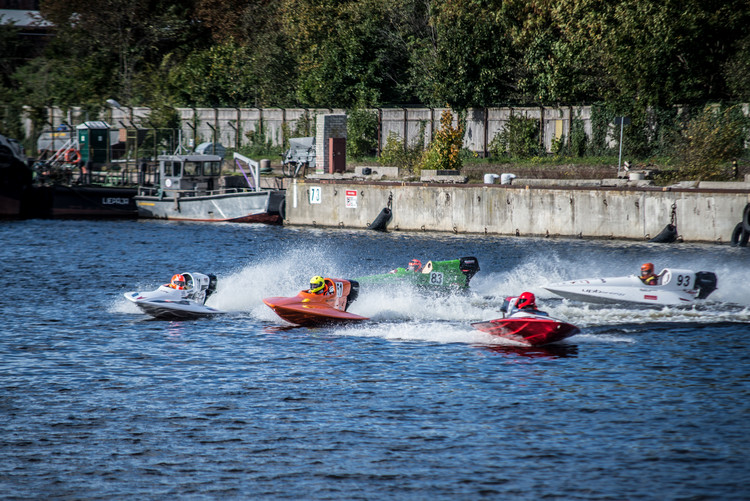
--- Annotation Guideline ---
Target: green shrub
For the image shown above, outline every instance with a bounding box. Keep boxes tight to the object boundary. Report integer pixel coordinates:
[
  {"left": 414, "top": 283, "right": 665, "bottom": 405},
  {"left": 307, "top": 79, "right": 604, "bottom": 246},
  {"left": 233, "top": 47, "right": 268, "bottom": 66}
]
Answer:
[
  {"left": 489, "top": 114, "right": 540, "bottom": 158},
  {"left": 281, "top": 111, "right": 315, "bottom": 150},
  {"left": 569, "top": 117, "right": 588, "bottom": 157},
  {"left": 675, "top": 105, "right": 747, "bottom": 180},
  {"left": 243, "top": 120, "right": 282, "bottom": 158},
  {"left": 346, "top": 108, "right": 378, "bottom": 159},
  {"left": 379, "top": 124, "right": 425, "bottom": 173},
  {"left": 420, "top": 109, "right": 465, "bottom": 171}
]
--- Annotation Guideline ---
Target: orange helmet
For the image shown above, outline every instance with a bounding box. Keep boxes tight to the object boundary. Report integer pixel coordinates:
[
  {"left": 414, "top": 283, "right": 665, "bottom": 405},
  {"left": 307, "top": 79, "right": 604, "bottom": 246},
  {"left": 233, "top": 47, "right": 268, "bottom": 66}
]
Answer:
[
  {"left": 517, "top": 292, "right": 536, "bottom": 309},
  {"left": 407, "top": 259, "right": 423, "bottom": 272},
  {"left": 171, "top": 274, "right": 186, "bottom": 289},
  {"left": 641, "top": 263, "right": 654, "bottom": 275}
]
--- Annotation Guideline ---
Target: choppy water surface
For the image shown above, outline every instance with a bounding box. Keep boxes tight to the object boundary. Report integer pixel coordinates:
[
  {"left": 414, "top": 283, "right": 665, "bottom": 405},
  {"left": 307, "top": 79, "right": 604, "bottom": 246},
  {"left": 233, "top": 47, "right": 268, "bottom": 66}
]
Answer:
[{"left": 1, "top": 219, "right": 749, "bottom": 500}]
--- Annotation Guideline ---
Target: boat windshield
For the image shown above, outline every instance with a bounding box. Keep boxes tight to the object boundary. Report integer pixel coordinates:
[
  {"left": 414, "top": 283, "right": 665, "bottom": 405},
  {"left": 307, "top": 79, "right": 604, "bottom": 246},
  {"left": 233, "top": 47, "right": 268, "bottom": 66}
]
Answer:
[
  {"left": 501, "top": 296, "right": 518, "bottom": 315},
  {"left": 163, "top": 161, "right": 181, "bottom": 177},
  {"left": 184, "top": 161, "right": 201, "bottom": 176},
  {"left": 205, "top": 161, "right": 221, "bottom": 175}
]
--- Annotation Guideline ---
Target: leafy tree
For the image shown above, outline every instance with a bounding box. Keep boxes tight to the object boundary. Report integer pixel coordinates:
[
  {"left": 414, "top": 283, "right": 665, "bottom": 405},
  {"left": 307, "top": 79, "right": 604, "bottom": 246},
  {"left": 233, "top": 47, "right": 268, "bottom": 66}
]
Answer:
[
  {"left": 167, "top": 40, "right": 256, "bottom": 107},
  {"left": 724, "top": 33, "right": 750, "bottom": 101},
  {"left": 378, "top": 129, "right": 425, "bottom": 173},
  {"left": 489, "top": 114, "right": 539, "bottom": 158},
  {"left": 413, "top": 0, "right": 514, "bottom": 108},
  {"left": 347, "top": 107, "right": 379, "bottom": 159},
  {"left": 676, "top": 105, "right": 747, "bottom": 180},
  {"left": 195, "top": 0, "right": 297, "bottom": 106},
  {"left": 560, "top": 0, "right": 750, "bottom": 107},
  {"left": 421, "top": 108, "right": 464, "bottom": 170},
  {"left": 0, "top": 20, "right": 29, "bottom": 137},
  {"left": 281, "top": 0, "right": 420, "bottom": 107},
  {"left": 40, "top": 0, "right": 199, "bottom": 105}
]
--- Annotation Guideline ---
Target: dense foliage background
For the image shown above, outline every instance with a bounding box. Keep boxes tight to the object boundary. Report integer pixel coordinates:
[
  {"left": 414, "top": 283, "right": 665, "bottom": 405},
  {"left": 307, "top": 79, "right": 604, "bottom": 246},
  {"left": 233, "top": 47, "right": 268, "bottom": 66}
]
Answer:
[
  {"left": 1, "top": 0, "right": 749, "bottom": 180},
  {"left": 1, "top": 0, "right": 748, "bottom": 112}
]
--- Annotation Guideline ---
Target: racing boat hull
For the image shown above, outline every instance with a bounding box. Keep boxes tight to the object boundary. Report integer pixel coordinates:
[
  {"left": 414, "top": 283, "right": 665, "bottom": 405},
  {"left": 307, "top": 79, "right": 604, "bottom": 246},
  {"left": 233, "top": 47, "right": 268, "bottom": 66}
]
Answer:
[
  {"left": 357, "top": 257, "right": 480, "bottom": 291},
  {"left": 263, "top": 278, "right": 368, "bottom": 327},
  {"left": 124, "top": 272, "right": 224, "bottom": 320},
  {"left": 125, "top": 293, "right": 224, "bottom": 320},
  {"left": 263, "top": 297, "right": 368, "bottom": 327},
  {"left": 471, "top": 316, "right": 580, "bottom": 347},
  {"left": 544, "top": 268, "right": 718, "bottom": 306}
]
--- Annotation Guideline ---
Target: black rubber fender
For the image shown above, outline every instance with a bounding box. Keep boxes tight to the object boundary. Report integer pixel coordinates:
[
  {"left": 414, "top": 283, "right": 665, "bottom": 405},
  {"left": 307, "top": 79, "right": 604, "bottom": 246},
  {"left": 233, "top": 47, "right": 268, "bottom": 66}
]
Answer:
[
  {"left": 730, "top": 222, "right": 749, "bottom": 247},
  {"left": 369, "top": 207, "right": 392, "bottom": 232},
  {"left": 743, "top": 203, "right": 750, "bottom": 233},
  {"left": 649, "top": 224, "right": 678, "bottom": 243}
]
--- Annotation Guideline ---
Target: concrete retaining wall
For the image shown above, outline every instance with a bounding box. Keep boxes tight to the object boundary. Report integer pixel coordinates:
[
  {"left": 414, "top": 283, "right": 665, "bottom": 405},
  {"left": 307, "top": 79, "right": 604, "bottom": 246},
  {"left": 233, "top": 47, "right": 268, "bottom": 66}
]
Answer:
[{"left": 285, "top": 180, "right": 750, "bottom": 243}]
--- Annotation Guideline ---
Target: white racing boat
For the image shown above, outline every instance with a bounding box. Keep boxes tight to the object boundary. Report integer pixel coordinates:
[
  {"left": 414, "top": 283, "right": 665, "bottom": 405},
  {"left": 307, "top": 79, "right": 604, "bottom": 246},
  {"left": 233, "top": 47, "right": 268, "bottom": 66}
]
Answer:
[
  {"left": 544, "top": 268, "right": 718, "bottom": 306},
  {"left": 124, "top": 272, "right": 225, "bottom": 319}
]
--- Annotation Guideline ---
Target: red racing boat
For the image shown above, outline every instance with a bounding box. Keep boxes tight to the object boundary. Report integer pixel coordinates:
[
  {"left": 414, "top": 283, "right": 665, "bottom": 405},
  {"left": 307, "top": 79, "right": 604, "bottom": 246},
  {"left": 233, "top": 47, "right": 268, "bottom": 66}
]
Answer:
[
  {"left": 263, "top": 278, "right": 368, "bottom": 327},
  {"left": 471, "top": 296, "right": 579, "bottom": 347}
]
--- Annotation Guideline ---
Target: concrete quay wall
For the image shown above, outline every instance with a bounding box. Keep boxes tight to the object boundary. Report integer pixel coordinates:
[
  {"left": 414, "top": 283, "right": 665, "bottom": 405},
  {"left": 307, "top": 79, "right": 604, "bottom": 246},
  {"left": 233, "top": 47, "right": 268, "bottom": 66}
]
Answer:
[{"left": 285, "top": 180, "right": 750, "bottom": 243}]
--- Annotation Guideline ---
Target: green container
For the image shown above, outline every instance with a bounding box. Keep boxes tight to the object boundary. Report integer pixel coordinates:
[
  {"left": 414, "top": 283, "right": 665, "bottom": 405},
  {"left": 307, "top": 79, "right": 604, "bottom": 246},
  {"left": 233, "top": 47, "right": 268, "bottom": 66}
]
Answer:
[{"left": 77, "top": 121, "right": 110, "bottom": 166}]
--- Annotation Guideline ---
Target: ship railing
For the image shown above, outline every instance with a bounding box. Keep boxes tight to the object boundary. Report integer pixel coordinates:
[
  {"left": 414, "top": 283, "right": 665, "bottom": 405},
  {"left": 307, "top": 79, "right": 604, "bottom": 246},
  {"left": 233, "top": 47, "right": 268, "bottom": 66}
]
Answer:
[
  {"left": 69, "top": 167, "right": 153, "bottom": 186},
  {"left": 136, "top": 186, "right": 260, "bottom": 197}
]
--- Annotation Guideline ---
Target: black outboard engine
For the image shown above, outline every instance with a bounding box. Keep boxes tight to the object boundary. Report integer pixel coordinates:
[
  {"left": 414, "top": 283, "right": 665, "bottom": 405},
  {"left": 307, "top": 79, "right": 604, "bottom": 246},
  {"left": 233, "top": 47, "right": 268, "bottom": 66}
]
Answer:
[
  {"left": 345, "top": 280, "right": 360, "bottom": 311},
  {"left": 206, "top": 274, "right": 219, "bottom": 299},
  {"left": 459, "top": 256, "right": 480, "bottom": 284},
  {"left": 694, "top": 271, "right": 718, "bottom": 300}
]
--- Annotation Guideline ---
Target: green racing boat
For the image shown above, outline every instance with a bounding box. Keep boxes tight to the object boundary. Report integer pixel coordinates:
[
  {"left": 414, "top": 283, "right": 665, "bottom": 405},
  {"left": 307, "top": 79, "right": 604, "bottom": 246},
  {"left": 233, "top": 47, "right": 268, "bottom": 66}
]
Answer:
[{"left": 356, "top": 256, "right": 480, "bottom": 290}]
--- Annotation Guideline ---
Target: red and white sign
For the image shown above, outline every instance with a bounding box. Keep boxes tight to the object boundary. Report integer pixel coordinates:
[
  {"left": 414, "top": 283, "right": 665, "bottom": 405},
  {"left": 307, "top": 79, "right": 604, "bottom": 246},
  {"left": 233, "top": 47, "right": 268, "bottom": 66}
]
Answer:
[{"left": 345, "top": 190, "right": 358, "bottom": 208}]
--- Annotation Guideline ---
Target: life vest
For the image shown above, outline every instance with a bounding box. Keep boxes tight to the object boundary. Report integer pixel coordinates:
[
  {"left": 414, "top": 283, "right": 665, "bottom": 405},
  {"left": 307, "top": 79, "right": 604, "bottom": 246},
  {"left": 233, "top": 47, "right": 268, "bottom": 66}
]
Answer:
[{"left": 641, "top": 275, "right": 657, "bottom": 285}]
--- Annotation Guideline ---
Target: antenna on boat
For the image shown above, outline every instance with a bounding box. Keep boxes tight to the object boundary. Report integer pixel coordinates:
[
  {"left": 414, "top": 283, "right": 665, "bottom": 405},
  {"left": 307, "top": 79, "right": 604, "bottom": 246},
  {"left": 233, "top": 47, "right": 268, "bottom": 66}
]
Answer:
[{"left": 173, "top": 129, "right": 189, "bottom": 155}]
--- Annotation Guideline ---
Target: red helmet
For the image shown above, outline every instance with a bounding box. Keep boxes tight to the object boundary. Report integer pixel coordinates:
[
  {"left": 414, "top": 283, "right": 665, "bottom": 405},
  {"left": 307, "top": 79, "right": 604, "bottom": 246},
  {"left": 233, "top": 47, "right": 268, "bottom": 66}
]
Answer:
[
  {"left": 407, "top": 259, "right": 423, "bottom": 272},
  {"left": 517, "top": 292, "right": 536, "bottom": 309},
  {"left": 641, "top": 262, "right": 654, "bottom": 275},
  {"left": 171, "top": 274, "right": 186, "bottom": 289}
]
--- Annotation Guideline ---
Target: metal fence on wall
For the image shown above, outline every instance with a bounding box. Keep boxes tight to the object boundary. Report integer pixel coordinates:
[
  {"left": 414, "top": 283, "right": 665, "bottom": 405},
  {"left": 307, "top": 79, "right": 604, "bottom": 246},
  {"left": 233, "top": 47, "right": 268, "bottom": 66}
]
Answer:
[{"left": 25, "top": 105, "right": 597, "bottom": 157}]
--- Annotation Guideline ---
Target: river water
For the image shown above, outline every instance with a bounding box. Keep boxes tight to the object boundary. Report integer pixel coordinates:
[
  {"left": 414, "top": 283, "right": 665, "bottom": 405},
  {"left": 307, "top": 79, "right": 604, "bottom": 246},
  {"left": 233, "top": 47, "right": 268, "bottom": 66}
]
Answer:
[{"left": 2, "top": 219, "right": 749, "bottom": 500}]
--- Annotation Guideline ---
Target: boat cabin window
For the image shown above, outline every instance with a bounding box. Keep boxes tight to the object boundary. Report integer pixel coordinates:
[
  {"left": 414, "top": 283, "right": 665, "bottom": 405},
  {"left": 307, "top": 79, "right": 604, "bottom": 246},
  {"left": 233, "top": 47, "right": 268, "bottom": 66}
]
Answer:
[
  {"left": 163, "top": 161, "right": 181, "bottom": 177},
  {"left": 205, "top": 161, "right": 221, "bottom": 176},
  {"left": 183, "top": 161, "right": 201, "bottom": 177}
]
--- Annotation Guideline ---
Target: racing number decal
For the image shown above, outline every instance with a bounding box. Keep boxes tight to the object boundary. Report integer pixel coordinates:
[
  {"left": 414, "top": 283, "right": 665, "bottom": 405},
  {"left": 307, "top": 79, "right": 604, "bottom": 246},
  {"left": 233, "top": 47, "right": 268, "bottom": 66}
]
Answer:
[
  {"left": 335, "top": 281, "right": 344, "bottom": 297},
  {"left": 429, "top": 272, "right": 444, "bottom": 285},
  {"left": 676, "top": 274, "right": 691, "bottom": 287}
]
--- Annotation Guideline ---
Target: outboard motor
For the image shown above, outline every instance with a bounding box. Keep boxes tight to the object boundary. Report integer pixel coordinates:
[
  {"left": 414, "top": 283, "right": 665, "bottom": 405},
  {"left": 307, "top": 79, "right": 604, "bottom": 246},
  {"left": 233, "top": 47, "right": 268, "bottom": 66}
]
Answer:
[
  {"left": 206, "top": 274, "right": 219, "bottom": 299},
  {"left": 694, "top": 272, "right": 718, "bottom": 300},
  {"left": 345, "top": 280, "right": 360, "bottom": 311},
  {"left": 459, "top": 256, "right": 480, "bottom": 283}
]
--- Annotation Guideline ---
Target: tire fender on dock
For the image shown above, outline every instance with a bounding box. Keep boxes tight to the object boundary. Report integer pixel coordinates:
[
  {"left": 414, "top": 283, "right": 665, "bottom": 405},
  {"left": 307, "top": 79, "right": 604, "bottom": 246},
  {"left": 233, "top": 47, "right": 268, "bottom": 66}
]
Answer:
[
  {"left": 731, "top": 222, "right": 749, "bottom": 247},
  {"left": 649, "top": 224, "right": 678, "bottom": 243},
  {"left": 369, "top": 207, "right": 392, "bottom": 232}
]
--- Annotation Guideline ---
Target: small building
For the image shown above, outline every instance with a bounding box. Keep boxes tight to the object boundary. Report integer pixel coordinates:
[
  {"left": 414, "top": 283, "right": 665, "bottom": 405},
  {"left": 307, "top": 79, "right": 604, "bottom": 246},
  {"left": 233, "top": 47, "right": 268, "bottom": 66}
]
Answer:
[{"left": 76, "top": 121, "right": 111, "bottom": 166}]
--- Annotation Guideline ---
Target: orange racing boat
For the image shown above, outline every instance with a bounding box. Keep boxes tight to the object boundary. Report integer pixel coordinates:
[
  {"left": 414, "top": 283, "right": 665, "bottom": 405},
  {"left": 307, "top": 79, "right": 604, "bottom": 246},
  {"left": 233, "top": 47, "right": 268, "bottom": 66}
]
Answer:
[{"left": 263, "top": 278, "right": 368, "bottom": 327}]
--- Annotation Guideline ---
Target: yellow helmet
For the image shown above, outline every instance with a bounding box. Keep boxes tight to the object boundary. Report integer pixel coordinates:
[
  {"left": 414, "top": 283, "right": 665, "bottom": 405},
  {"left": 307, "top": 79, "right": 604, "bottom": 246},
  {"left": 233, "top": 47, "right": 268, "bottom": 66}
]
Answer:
[{"left": 309, "top": 275, "right": 325, "bottom": 294}]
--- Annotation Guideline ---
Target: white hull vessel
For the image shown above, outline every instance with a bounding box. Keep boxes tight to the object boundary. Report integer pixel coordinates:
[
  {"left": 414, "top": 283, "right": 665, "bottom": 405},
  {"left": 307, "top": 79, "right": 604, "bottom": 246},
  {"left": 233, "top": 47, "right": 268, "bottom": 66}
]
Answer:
[
  {"left": 544, "top": 268, "right": 717, "bottom": 306},
  {"left": 135, "top": 152, "right": 284, "bottom": 224},
  {"left": 125, "top": 272, "right": 225, "bottom": 320}
]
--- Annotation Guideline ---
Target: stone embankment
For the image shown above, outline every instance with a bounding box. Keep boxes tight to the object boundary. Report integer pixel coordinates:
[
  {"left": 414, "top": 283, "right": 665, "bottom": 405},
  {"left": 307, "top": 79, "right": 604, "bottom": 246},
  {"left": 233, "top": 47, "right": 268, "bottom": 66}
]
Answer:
[{"left": 283, "top": 171, "right": 750, "bottom": 243}]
